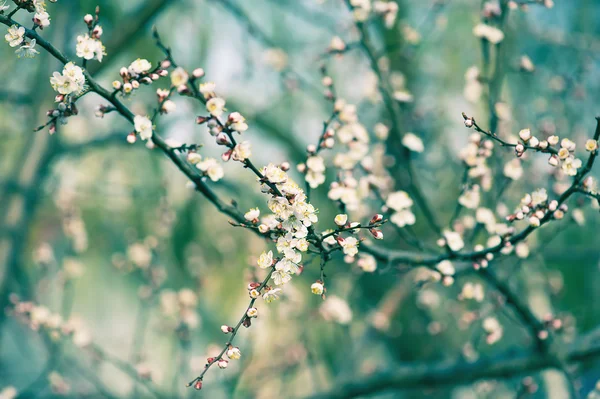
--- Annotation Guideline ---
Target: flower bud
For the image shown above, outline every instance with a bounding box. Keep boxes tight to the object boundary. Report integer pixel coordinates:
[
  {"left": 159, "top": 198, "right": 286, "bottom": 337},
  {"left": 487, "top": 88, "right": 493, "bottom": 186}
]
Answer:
[
  {"left": 519, "top": 128, "right": 532, "bottom": 142},
  {"left": 193, "top": 380, "right": 203, "bottom": 390},
  {"left": 217, "top": 359, "right": 228, "bottom": 369},
  {"left": 548, "top": 155, "right": 559, "bottom": 167},
  {"left": 334, "top": 214, "right": 348, "bottom": 226},
  {"left": 220, "top": 325, "right": 233, "bottom": 333},
  {"left": 370, "top": 228, "right": 383, "bottom": 240},
  {"left": 193, "top": 68, "right": 205, "bottom": 78},
  {"left": 127, "top": 133, "right": 136, "bottom": 144},
  {"left": 83, "top": 14, "right": 93, "bottom": 24},
  {"left": 161, "top": 60, "right": 171, "bottom": 69},
  {"left": 370, "top": 214, "right": 384, "bottom": 224}
]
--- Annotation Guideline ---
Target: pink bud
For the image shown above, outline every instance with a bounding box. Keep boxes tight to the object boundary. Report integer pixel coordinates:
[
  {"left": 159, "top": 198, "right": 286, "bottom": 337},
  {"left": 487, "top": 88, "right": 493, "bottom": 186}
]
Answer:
[
  {"left": 216, "top": 133, "right": 229, "bottom": 146},
  {"left": 193, "top": 380, "right": 202, "bottom": 390},
  {"left": 161, "top": 60, "right": 171, "bottom": 69},
  {"left": 193, "top": 68, "right": 205, "bottom": 78},
  {"left": 221, "top": 149, "right": 232, "bottom": 162},
  {"left": 370, "top": 228, "right": 383, "bottom": 240},
  {"left": 127, "top": 133, "right": 137, "bottom": 144},
  {"left": 370, "top": 214, "right": 384, "bottom": 224}
]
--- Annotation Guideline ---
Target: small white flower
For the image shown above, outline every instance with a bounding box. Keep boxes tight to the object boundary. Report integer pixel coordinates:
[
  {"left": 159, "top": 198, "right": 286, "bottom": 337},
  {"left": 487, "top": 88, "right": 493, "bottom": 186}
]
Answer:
[
  {"left": 199, "top": 82, "right": 216, "bottom": 98},
  {"left": 34, "top": 11, "right": 51, "bottom": 28},
  {"left": 386, "top": 191, "right": 413, "bottom": 212},
  {"left": 402, "top": 133, "right": 424, "bottom": 153},
  {"left": 262, "top": 164, "right": 287, "bottom": 184},
  {"left": 262, "top": 288, "right": 281, "bottom": 303},
  {"left": 515, "top": 242, "right": 529, "bottom": 259},
  {"left": 436, "top": 260, "right": 455, "bottom": 276},
  {"left": 257, "top": 250, "right": 273, "bottom": 269},
  {"left": 206, "top": 97, "right": 226, "bottom": 117},
  {"left": 15, "top": 39, "right": 39, "bottom": 58},
  {"left": 128, "top": 58, "right": 152, "bottom": 77},
  {"left": 244, "top": 208, "right": 260, "bottom": 221},
  {"left": 76, "top": 34, "right": 105, "bottom": 62},
  {"left": 561, "top": 138, "right": 576, "bottom": 151},
  {"left": 561, "top": 157, "right": 582, "bottom": 177},
  {"left": 443, "top": 230, "right": 464, "bottom": 252},
  {"left": 232, "top": 141, "right": 252, "bottom": 161},
  {"left": 547, "top": 135, "right": 559, "bottom": 146},
  {"left": 272, "top": 269, "right": 292, "bottom": 285},
  {"left": 246, "top": 307, "right": 258, "bottom": 318},
  {"left": 134, "top": 115, "right": 153, "bottom": 141},
  {"left": 531, "top": 188, "right": 548, "bottom": 207},
  {"left": 390, "top": 209, "right": 416, "bottom": 227},
  {"left": 320, "top": 296, "right": 353, "bottom": 324},
  {"left": 311, "top": 282, "right": 324, "bottom": 295},
  {"left": 50, "top": 62, "right": 85, "bottom": 95},
  {"left": 585, "top": 139, "right": 598, "bottom": 152},
  {"left": 170, "top": 67, "right": 189, "bottom": 87},
  {"left": 161, "top": 100, "right": 176, "bottom": 114},
  {"left": 226, "top": 347, "right": 241, "bottom": 360},
  {"left": 196, "top": 158, "right": 224, "bottom": 182},
  {"left": 5, "top": 25, "right": 25, "bottom": 47},
  {"left": 334, "top": 214, "right": 348, "bottom": 226},
  {"left": 518, "top": 128, "right": 532, "bottom": 142},
  {"left": 340, "top": 236, "right": 359, "bottom": 257},
  {"left": 357, "top": 254, "right": 377, "bottom": 272}
]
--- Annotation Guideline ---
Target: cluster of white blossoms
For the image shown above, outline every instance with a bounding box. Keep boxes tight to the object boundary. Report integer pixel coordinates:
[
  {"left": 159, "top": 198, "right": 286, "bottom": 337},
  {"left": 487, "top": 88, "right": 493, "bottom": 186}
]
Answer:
[
  {"left": 76, "top": 33, "right": 104, "bottom": 62},
  {"left": 325, "top": 100, "right": 374, "bottom": 210},
  {"left": 50, "top": 62, "right": 85, "bottom": 96},
  {"left": 11, "top": 300, "right": 92, "bottom": 348},
  {"left": 112, "top": 58, "right": 166, "bottom": 95},
  {"left": 505, "top": 187, "right": 568, "bottom": 227},
  {"left": 386, "top": 190, "right": 416, "bottom": 227},
  {"left": 4, "top": 24, "right": 39, "bottom": 58},
  {"left": 186, "top": 152, "right": 224, "bottom": 182},
  {"left": 251, "top": 164, "right": 318, "bottom": 289},
  {"left": 199, "top": 82, "right": 227, "bottom": 118},
  {"left": 459, "top": 133, "right": 494, "bottom": 191}
]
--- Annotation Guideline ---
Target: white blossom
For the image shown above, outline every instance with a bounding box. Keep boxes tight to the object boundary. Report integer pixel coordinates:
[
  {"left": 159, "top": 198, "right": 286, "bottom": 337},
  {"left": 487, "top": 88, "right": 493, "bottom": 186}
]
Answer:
[
  {"left": 76, "top": 34, "right": 105, "bottom": 62},
  {"left": 134, "top": 115, "right": 153, "bottom": 141},
  {"left": 196, "top": 158, "right": 224, "bottom": 182},
  {"left": 402, "top": 133, "right": 424, "bottom": 153},
  {"left": 5, "top": 25, "right": 25, "bottom": 47},
  {"left": 206, "top": 97, "right": 226, "bottom": 117}
]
